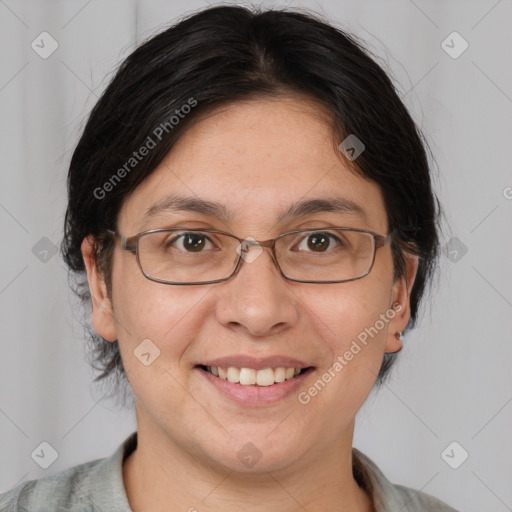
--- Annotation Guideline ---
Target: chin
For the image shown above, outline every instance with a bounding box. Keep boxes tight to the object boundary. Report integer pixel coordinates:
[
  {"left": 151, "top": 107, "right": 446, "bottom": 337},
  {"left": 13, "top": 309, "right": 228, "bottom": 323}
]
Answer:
[{"left": 200, "top": 429, "right": 307, "bottom": 474}]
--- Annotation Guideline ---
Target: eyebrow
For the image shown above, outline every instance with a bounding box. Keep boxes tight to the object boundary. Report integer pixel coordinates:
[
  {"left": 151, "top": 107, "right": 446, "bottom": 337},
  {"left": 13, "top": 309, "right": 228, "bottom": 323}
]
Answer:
[{"left": 143, "top": 194, "right": 368, "bottom": 224}]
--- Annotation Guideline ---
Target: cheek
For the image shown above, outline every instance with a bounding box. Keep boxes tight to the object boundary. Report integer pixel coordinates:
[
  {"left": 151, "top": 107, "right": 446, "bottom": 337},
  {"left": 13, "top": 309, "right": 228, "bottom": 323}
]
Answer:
[
  {"left": 321, "top": 278, "right": 393, "bottom": 348},
  {"left": 110, "top": 249, "right": 181, "bottom": 338},
  {"left": 114, "top": 282, "right": 196, "bottom": 356},
  {"left": 313, "top": 270, "right": 395, "bottom": 390},
  {"left": 111, "top": 280, "right": 205, "bottom": 425},
  {"left": 109, "top": 254, "right": 196, "bottom": 377},
  {"left": 293, "top": 282, "right": 395, "bottom": 440}
]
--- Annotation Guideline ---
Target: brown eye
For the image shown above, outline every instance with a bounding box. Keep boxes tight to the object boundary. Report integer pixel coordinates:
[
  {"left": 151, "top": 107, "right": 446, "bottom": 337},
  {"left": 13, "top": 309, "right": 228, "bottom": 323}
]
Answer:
[
  {"left": 183, "top": 233, "right": 207, "bottom": 252},
  {"left": 307, "top": 233, "right": 330, "bottom": 252},
  {"left": 295, "top": 232, "right": 344, "bottom": 253},
  {"left": 167, "top": 232, "right": 214, "bottom": 252}
]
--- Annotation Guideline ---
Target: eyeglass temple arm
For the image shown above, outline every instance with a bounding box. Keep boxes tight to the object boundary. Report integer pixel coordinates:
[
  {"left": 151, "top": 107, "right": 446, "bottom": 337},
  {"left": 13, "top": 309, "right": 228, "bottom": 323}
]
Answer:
[
  {"left": 376, "top": 230, "right": 394, "bottom": 247},
  {"left": 107, "top": 229, "right": 137, "bottom": 253}
]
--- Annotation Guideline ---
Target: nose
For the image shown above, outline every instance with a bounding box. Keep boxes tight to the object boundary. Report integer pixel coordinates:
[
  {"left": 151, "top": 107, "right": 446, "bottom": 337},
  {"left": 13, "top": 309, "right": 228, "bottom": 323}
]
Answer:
[{"left": 214, "top": 243, "right": 299, "bottom": 337}]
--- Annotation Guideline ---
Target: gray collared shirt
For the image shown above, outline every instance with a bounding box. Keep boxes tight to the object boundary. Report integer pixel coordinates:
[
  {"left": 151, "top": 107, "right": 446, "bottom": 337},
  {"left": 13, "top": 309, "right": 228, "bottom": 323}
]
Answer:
[{"left": 0, "top": 432, "right": 458, "bottom": 511}]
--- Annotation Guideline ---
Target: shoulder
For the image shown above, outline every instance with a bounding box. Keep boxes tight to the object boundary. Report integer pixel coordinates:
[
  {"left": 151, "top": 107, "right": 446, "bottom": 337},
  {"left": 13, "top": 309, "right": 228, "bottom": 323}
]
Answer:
[
  {"left": 0, "top": 432, "right": 136, "bottom": 512},
  {"left": 0, "top": 458, "right": 105, "bottom": 512},
  {"left": 353, "top": 448, "right": 460, "bottom": 512},
  {"left": 387, "top": 483, "right": 460, "bottom": 512}
]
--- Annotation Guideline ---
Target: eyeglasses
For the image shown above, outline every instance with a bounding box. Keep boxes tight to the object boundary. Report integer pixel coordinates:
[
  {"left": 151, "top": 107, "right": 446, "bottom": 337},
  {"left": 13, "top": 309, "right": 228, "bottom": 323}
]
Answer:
[{"left": 107, "top": 227, "right": 392, "bottom": 285}]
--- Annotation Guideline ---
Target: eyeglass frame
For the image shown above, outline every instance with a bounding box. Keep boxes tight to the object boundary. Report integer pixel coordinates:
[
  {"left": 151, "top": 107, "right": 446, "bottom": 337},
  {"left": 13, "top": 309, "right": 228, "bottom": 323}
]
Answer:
[{"left": 106, "top": 226, "right": 393, "bottom": 286}]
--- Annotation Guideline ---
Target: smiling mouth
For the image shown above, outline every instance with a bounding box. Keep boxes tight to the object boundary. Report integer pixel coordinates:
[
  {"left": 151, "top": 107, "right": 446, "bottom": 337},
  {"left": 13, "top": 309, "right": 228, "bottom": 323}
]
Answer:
[{"left": 197, "top": 365, "right": 314, "bottom": 386}]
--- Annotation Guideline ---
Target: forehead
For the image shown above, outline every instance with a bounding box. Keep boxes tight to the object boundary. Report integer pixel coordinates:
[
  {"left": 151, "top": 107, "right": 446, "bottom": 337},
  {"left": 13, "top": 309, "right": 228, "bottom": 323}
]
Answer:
[{"left": 118, "top": 97, "right": 388, "bottom": 234}]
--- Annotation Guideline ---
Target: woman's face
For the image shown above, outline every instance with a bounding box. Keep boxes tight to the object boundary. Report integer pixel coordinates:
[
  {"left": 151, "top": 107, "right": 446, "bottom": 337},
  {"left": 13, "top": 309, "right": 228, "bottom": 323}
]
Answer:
[{"left": 84, "top": 97, "right": 415, "bottom": 473}]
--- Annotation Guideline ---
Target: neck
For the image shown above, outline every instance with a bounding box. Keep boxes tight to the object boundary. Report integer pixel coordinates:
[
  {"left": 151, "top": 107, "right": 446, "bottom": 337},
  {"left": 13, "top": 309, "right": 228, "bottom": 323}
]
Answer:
[{"left": 123, "top": 415, "right": 373, "bottom": 512}]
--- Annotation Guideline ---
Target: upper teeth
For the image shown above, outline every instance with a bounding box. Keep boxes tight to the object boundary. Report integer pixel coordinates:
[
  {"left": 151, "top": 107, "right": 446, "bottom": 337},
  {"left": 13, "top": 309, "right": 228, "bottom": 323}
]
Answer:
[{"left": 207, "top": 366, "right": 302, "bottom": 386}]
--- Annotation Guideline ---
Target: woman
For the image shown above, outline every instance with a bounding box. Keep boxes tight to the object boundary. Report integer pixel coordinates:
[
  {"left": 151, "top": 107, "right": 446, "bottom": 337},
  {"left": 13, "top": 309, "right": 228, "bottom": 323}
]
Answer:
[{"left": 0, "top": 5, "right": 458, "bottom": 511}]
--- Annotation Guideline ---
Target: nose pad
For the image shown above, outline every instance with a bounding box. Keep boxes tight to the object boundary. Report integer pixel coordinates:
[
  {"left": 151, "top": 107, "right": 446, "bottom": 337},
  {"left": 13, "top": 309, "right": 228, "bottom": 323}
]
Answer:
[
  {"left": 235, "top": 237, "right": 264, "bottom": 264},
  {"left": 232, "top": 237, "right": 281, "bottom": 280}
]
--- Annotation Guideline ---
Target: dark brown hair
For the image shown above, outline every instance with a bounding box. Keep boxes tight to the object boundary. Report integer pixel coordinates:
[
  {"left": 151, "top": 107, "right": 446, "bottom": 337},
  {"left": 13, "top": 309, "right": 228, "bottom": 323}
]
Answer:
[{"left": 62, "top": 5, "right": 440, "bottom": 401}]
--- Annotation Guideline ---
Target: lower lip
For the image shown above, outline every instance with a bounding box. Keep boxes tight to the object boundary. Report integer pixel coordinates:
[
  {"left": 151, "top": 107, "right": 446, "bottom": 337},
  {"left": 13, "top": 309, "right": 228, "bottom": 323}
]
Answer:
[{"left": 196, "top": 367, "right": 314, "bottom": 406}]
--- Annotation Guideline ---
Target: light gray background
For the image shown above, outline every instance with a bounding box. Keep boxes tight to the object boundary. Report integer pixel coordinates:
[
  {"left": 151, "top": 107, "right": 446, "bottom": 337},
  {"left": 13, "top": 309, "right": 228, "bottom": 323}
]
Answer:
[{"left": 1, "top": 1, "right": 511, "bottom": 510}]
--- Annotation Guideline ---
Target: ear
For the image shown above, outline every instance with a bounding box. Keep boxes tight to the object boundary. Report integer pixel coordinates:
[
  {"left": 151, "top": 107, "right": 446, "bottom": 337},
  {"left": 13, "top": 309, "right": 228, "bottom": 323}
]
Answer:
[
  {"left": 385, "top": 253, "right": 419, "bottom": 353},
  {"left": 81, "top": 236, "right": 117, "bottom": 342}
]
